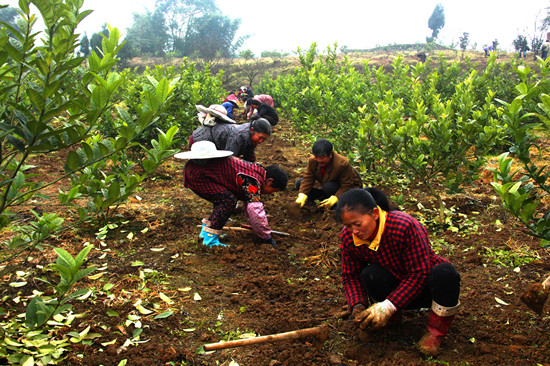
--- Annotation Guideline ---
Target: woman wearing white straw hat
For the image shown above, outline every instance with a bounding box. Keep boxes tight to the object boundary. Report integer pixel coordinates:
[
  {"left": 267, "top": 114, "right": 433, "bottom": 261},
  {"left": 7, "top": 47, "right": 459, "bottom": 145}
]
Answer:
[{"left": 175, "top": 141, "right": 288, "bottom": 247}]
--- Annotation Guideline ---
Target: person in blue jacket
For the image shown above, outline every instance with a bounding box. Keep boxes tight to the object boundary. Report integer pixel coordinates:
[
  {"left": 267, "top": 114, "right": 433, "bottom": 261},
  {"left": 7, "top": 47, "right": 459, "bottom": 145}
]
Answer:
[{"left": 222, "top": 94, "right": 239, "bottom": 119}]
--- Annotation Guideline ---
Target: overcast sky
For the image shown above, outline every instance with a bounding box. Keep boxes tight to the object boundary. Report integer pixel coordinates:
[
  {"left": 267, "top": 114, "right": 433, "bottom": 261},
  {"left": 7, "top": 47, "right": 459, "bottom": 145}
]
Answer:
[{"left": 3, "top": 0, "right": 550, "bottom": 54}]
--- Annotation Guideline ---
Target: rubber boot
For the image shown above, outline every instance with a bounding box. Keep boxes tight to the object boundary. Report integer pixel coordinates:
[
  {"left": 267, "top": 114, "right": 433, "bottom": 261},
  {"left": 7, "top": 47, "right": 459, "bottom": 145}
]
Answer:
[
  {"left": 418, "top": 301, "right": 459, "bottom": 356},
  {"left": 199, "top": 219, "right": 208, "bottom": 239},
  {"left": 202, "top": 227, "right": 228, "bottom": 247}
]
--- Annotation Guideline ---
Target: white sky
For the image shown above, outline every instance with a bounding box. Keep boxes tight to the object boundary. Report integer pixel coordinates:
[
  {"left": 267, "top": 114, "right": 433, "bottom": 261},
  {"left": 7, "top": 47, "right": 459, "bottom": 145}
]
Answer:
[{"left": 2, "top": 0, "right": 550, "bottom": 54}]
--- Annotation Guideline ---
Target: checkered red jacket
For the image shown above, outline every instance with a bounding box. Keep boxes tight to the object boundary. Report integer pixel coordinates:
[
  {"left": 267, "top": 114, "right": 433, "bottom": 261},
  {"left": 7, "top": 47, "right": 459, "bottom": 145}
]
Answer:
[
  {"left": 340, "top": 210, "right": 449, "bottom": 310},
  {"left": 183, "top": 157, "right": 265, "bottom": 201}
]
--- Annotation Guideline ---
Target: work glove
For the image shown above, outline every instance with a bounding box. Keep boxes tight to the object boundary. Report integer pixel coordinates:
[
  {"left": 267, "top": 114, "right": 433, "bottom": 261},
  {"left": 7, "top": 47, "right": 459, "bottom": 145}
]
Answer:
[
  {"left": 295, "top": 193, "right": 308, "bottom": 208},
  {"left": 356, "top": 300, "right": 397, "bottom": 329},
  {"left": 318, "top": 195, "right": 338, "bottom": 209},
  {"left": 261, "top": 235, "right": 278, "bottom": 249}
]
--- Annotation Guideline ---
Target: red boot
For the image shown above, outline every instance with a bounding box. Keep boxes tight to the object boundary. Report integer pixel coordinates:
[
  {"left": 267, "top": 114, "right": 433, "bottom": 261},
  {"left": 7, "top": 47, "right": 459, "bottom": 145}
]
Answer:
[{"left": 418, "top": 301, "right": 459, "bottom": 356}]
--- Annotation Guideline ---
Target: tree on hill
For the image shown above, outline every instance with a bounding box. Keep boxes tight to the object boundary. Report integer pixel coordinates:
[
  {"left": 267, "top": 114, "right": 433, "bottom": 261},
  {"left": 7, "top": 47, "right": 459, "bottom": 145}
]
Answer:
[
  {"left": 239, "top": 49, "right": 255, "bottom": 59},
  {"left": 427, "top": 3, "right": 445, "bottom": 42},
  {"left": 125, "top": 10, "right": 167, "bottom": 57},
  {"left": 183, "top": 14, "right": 246, "bottom": 61},
  {"left": 459, "top": 32, "right": 469, "bottom": 58},
  {"left": 155, "top": 0, "right": 218, "bottom": 54},
  {"left": 261, "top": 50, "right": 288, "bottom": 58},
  {"left": 80, "top": 33, "right": 90, "bottom": 58}
]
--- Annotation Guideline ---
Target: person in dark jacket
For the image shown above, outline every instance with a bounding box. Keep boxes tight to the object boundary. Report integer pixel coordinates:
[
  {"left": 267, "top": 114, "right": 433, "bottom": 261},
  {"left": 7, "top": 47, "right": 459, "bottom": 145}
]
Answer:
[
  {"left": 337, "top": 187, "right": 461, "bottom": 356},
  {"left": 191, "top": 118, "right": 271, "bottom": 162},
  {"left": 247, "top": 99, "right": 279, "bottom": 126}
]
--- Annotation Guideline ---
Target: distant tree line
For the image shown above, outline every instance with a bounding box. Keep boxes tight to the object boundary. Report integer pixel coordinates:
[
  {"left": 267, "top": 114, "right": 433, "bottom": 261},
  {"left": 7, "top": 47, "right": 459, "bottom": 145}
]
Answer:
[{"left": 80, "top": 0, "right": 247, "bottom": 63}]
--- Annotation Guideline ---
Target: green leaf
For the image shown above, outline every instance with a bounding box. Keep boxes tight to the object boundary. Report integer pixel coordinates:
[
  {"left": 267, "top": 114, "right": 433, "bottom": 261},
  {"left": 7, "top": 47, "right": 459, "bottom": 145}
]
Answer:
[
  {"left": 154, "top": 310, "right": 173, "bottom": 319},
  {"left": 107, "top": 309, "right": 119, "bottom": 317},
  {"left": 66, "top": 151, "right": 81, "bottom": 172}
]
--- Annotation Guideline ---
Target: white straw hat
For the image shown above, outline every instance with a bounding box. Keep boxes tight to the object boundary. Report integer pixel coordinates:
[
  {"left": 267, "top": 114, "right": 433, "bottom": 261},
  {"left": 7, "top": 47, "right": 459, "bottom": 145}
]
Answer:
[
  {"left": 196, "top": 104, "right": 236, "bottom": 125},
  {"left": 174, "top": 141, "right": 234, "bottom": 160}
]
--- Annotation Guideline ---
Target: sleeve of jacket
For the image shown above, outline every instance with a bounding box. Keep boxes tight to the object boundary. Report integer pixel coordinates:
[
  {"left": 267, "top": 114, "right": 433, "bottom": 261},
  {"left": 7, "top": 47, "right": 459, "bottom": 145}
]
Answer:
[
  {"left": 334, "top": 155, "right": 361, "bottom": 197},
  {"left": 245, "top": 201, "right": 271, "bottom": 239},
  {"left": 298, "top": 157, "right": 317, "bottom": 195}
]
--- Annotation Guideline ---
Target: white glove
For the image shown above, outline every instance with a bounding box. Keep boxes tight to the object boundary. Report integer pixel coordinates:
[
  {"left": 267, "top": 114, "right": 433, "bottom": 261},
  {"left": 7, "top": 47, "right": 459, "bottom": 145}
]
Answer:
[{"left": 356, "top": 300, "right": 397, "bottom": 329}]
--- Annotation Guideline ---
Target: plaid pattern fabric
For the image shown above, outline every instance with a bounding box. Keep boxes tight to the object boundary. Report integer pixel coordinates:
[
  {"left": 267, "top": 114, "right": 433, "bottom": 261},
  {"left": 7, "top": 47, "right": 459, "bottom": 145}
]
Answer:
[
  {"left": 340, "top": 210, "right": 449, "bottom": 310},
  {"left": 184, "top": 157, "right": 265, "bottom": 202}
]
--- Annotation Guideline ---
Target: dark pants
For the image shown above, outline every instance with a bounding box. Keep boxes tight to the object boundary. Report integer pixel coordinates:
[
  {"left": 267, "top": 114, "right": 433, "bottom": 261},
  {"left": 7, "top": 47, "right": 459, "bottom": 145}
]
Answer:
[
  {"left": 194, "top": 191, "right": 236, "bottom": 230},
  {"left": 360, "top": 263, "right": 460, "bottom": 308},
  {"left": 295, "top": 178, "right": 340, "bottom": 201}
]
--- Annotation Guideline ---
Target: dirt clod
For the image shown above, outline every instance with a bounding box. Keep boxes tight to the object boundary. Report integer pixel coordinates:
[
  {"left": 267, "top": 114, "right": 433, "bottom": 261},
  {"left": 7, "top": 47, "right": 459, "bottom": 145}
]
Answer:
[{"left": 520, "top": 282, "right": 549, "bottom": 314}]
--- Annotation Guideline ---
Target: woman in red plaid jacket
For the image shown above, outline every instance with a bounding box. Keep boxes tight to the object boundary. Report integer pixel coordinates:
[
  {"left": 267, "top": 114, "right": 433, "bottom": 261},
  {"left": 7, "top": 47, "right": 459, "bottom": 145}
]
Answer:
[{"left": 336, "top": 187, "right": 460, "bottom": 356}]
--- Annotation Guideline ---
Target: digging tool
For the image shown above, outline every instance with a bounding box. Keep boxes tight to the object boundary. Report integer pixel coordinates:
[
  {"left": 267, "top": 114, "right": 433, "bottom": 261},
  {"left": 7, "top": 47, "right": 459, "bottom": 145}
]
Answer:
[
  {"left": 203, "top": 326, "right": 329, "bottom": 351},
  {"left": 196, "top": 225, "right": 290, "bottom": 236},
  {"left": 241, "top": 224, "right": 290, "bottom": 236},
  {"left": 520, "top": 274, "right": 550, "bottom": 314}
]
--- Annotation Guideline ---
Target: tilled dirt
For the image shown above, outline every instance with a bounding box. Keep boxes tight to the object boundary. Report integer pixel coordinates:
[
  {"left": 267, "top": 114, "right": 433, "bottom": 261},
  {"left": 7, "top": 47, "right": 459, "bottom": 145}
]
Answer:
[{"left": 3, "top": 119, "right": 549, "bottom": 366}]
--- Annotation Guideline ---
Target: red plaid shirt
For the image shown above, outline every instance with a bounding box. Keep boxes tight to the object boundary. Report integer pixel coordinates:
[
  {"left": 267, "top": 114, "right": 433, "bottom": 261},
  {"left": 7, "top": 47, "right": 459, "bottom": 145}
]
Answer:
[{"left": 340, "top": 210, "right": 448, "bottom": 310}]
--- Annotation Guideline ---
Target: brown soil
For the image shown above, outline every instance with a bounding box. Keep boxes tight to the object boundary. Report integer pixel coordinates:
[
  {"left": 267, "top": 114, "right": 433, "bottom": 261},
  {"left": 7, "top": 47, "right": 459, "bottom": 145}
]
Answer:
[{"left": 2, "top": 117, "right": 550, "bottom": 366}]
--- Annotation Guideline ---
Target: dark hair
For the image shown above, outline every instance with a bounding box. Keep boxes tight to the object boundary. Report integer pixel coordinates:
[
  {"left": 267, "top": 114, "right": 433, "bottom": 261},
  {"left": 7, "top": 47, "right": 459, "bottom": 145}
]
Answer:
[
  {"left": 250, "top": 118, "right": 272, "bottom": 135},
  {"left": 265, "top": 165, "right": 288, "bottom": 190},
  {"left": 312, "top": 138, "right": 333, "bottom": 157},
  {"left": 335, "top": 187, "right": 394, "bottom": 220},
  {"left": 248, "top": 98, "right": 261, "bottom": 106}
]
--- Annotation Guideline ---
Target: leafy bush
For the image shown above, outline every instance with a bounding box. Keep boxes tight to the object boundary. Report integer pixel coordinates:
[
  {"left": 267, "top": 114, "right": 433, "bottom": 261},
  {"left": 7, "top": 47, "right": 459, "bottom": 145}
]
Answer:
[{"left": 491, "top": 61, "right": 550, "bottom": 248}]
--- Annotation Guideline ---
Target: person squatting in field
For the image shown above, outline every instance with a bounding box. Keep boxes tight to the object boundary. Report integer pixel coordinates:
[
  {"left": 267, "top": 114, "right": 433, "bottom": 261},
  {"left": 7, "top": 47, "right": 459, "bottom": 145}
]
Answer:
[
  {"left": 246, "top": 98, "right": 279, "bottom": 126},
  {"left": 294, "top": 138, "right": 362, "bottom": 211},
  {"left": 336, "top": 187, "right": 461, "bottom": 356},
  {"left": 243, "top": 94, "right": 274, "bottom": 120},
  {"left": 176, "top": 141, "right": 288, "bottom": 248}
]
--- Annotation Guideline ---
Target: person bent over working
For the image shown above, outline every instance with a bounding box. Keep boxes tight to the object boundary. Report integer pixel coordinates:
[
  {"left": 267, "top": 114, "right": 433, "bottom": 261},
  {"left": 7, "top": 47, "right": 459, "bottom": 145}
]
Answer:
[
  {"left": 336, "top": 188, "right": 461, "bottom": 356},
  {"left": 175, "top": 141, "right": 288, "bottom": 248},
  {"left": 295, "top": 138, "right": 362, "bottom": 210}
]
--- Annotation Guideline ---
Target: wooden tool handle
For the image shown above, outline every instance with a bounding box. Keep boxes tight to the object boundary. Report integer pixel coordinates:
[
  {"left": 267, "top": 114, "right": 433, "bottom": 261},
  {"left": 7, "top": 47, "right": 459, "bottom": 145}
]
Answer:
[{"left": 203, "top": 326, "right": 323, "bottom": 351}]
